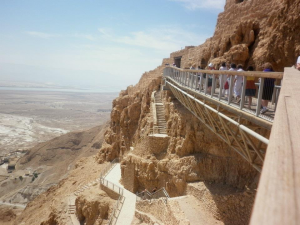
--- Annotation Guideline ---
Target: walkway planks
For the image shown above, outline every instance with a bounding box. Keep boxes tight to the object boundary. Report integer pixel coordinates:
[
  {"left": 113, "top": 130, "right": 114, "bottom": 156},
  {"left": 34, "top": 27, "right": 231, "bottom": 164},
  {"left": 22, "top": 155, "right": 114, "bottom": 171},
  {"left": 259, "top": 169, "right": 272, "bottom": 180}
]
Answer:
[{"left": 250, "top": 67, "right": 300, "bottom": 225}]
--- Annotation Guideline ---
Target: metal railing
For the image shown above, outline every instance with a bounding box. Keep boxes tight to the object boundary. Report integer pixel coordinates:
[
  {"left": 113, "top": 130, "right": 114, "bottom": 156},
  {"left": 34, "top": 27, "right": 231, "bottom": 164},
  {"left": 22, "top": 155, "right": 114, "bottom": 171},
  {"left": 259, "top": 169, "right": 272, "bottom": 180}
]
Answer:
[
  {"left": 164, "top": 66, "right": 283, "bottom": 123},
  {"left": 99, "top": 158, "right": 119, "bottom": 178},
  {"left": 151, "top": 91, "right": 167, "bottom": 134},
  {"left": 165, "top": 79, "right": 270, "bottom": 172},
  {"left": 100, "top": 178, "right": 124, "bottom": 196},
  {"left": 99, "top": 158, "right": 124, "bottom": 225},
  {"left": 136, "top": 187, "right": 170, "bottom": 204}
]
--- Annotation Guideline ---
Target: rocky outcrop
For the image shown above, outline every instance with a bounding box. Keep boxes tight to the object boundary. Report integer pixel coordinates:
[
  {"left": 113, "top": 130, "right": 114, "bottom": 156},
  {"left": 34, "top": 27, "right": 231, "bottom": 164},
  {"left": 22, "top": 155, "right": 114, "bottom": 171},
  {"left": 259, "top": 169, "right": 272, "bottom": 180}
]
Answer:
[
  {"left": 75, "top": 189, "right": 115, "bottom": 225},
  {"left": 96, "top": 67, "right": 164, "bottom": 163},
  {"left": 119, "top": 90, "right": 258, "bottom": 196},
  {"left": 172, "top": 0, "right": 300, "bottom": 70},
  {"left": 96, "top": 0, "right": 300, "bottom": 199}
]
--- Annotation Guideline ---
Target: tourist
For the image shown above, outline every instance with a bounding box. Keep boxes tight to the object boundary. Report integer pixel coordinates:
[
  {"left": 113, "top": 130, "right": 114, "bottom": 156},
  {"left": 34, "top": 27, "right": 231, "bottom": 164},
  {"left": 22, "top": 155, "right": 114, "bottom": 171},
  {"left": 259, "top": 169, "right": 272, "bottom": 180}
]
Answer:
[
  {"left": 245, "top": 66, "right": 256, "bottom": 109},
  {"left": 260, "top": 62, "right": 275, "bottom": 114},
  {"left": 227, "top": 63, "right": 237, "bottom": 100},
  {"left": 206, "top": 63, "right": 214, "bottom": 94},
  {"left": 234, "top": 64, "right": 244, "bottom": 103},
  {"left": 219, "top": 62, "right": 227, "bottom": 97},
  {"left": 197, "top": 66, "right": 203, "bottom": 90}
]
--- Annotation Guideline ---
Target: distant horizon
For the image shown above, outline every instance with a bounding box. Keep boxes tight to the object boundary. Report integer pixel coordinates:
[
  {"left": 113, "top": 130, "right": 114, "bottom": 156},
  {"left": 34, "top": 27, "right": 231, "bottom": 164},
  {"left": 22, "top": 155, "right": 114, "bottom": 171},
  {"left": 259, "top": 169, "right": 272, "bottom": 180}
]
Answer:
[
  {"left": 0, "top": 0, "right": 225, "bottom": 91},
  {"left": 0, "top": 85, "right": 121, "bottom": 93}
]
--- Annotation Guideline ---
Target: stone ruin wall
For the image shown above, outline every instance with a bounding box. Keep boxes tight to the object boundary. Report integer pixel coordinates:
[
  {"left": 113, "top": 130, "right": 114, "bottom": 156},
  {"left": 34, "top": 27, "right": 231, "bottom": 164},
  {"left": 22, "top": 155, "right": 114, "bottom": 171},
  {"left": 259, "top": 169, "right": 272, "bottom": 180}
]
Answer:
[{"left": 170, "top": 0, "right": 300, "bottom": 71}]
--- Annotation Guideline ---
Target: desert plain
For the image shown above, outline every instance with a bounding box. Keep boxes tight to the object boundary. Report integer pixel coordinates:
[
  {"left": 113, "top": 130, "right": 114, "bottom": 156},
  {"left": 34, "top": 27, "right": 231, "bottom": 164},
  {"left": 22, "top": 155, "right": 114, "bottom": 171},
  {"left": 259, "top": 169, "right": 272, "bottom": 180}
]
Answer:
[{"left": 0, "top": 89, "right": 118, "bottom": 155}]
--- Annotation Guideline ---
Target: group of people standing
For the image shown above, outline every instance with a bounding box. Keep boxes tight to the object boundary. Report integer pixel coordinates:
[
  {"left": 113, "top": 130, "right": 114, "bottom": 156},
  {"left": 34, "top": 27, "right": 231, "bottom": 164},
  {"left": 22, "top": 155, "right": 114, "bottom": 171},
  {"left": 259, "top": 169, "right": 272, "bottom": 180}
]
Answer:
[
  {"left": 180, "top": 56, "right": 300, "bottom": 114},
  {"left": 197, "top": 62, "right": 276, "bottom": 114}
]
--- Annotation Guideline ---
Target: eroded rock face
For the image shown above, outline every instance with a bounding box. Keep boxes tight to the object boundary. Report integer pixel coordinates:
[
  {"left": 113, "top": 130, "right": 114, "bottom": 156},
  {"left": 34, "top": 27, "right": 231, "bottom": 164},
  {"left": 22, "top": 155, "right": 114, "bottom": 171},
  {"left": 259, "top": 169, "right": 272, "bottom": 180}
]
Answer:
[
  {"left": 75, "top": 189, "right": 114, "bottom": 225},
  {"left": 173, "top": 0, "right": 300, "bottom": 70},
  {"left": 95, "top": 0, "right": 299, "bottom": 217},
  {"left": 96, "top": 67, "right": 163, "bottom": 163},
  {"left": 119, "top": 90, "right": 258, "bottom": 196},
  {"left": 94, "top": 0, "right": 300, "bottom": 196}
]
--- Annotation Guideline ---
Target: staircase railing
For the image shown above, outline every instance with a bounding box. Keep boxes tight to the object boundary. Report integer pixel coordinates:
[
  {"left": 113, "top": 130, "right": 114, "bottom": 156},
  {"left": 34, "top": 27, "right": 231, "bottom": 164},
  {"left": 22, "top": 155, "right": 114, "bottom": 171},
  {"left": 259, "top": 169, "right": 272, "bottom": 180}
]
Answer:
[
  {"left": 99, "top": 158, "right": 124, "bottom": 225},
  {"left": 136, "top": 187, "right": 170, "bottom": 204},
  {"left": 99, "top": 158, "right": 119, "bottom": 178}
]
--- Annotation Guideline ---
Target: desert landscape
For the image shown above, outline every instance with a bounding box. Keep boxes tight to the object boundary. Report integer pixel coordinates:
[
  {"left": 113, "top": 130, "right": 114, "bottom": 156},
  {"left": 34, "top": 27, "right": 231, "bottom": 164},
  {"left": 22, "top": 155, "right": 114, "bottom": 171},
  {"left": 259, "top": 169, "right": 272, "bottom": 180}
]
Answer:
[
  {"left": 0, "top": 89, "right": 118, "bottom": 223},
  {"left": 1, "top": 0, "right": 299, "bottom": 224},
  {"left": 0, "top": 90, "right": 117, "bottom": 154}
]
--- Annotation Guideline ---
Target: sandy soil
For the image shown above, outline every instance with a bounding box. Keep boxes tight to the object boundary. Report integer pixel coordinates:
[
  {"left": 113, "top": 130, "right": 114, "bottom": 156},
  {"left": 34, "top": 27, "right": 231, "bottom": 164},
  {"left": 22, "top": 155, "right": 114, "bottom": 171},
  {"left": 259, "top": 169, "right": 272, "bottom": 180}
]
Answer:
[{"left": 0, "top": 205, "right": 23, "bottom": 225}]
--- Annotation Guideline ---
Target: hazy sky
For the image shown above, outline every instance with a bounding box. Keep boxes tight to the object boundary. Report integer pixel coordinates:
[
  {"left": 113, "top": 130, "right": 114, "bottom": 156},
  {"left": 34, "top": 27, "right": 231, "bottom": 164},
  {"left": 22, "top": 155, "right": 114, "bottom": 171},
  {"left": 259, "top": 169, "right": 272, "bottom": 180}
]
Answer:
[{"left": 0, "top": 0, "right": 225, "bottom": 92}]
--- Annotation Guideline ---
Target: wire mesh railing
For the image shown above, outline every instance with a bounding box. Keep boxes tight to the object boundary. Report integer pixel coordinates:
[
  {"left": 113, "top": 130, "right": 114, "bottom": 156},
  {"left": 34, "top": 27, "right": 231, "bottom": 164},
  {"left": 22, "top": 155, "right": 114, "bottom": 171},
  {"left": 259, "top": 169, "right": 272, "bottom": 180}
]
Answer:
[{"left": 164, "top": 67, "right": 283, "bottom": 122}]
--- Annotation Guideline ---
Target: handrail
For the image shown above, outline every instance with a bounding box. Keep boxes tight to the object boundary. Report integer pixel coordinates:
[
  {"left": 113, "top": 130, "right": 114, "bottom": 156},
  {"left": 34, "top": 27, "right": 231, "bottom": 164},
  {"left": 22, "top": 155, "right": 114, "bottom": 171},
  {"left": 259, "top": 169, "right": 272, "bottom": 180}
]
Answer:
[
  {"left": 99, "top": 158, "right": 119, "bottom": 178},
  {"left": 166, "top": 80, "right": 268, "bottom": 172},
  {"left": 136, "top": 187, "right": 170, "bottom": 204},
  {"left": 151, "top": 91, "right": 157, "bottom": 127},
  {"left": 166, "top": 66, "right": 283, "bottom": 79},
  {"left": 167, "top": 81, "right": 269, "bottom": 145},
  {"left": 99, "top": 158, "right": 124, "bottom": 225},
  {"left": 164, "top": 67, "right": 282, "bottom": 126},
  {"left": 250, "top": 67, "right": 300, "bottom": 225}
]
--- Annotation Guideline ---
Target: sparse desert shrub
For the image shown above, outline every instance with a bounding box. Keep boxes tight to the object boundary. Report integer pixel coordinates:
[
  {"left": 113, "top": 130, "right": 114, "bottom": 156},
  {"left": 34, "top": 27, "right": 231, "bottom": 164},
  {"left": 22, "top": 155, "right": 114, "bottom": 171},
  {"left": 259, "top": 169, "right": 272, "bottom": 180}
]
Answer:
[{"left": 19, "top": 176, "right": 23, "bottom": 181}]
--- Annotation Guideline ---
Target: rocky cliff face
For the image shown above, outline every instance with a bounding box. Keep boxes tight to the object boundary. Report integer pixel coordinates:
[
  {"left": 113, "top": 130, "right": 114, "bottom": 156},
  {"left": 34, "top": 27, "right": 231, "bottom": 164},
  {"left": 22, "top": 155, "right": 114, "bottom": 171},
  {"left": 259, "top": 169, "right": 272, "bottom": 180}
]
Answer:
[
  {"left": 116, "top": 88, "right": 258, "bottom": 196},
  {"left": 96, "top": 67, "right": 164, "bottom": 163},
  {"left": 96, "top": 62, "right": 259, "bottom": 198},
  {"left": 96, "top": 0, "right": 300, "bottom": 208},
  {"left": 172, "top": 0, "right": 300, "bottom": 71}
]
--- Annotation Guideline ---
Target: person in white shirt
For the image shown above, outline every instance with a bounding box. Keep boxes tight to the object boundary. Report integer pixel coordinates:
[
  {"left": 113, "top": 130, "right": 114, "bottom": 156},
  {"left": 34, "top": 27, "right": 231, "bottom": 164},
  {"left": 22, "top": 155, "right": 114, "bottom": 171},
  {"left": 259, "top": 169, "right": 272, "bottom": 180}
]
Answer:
[
  {"left": 228, "top": 63, "right": 237, "bottom": 98},
  {"left": 206, "top": 63, "right": 215, "bottom": 94},
  {"left": 234, "top": 64, "right": 244, "bottom": 103},
  {"left": 219, "top": 62, "right": 227, "bottom": 97}
]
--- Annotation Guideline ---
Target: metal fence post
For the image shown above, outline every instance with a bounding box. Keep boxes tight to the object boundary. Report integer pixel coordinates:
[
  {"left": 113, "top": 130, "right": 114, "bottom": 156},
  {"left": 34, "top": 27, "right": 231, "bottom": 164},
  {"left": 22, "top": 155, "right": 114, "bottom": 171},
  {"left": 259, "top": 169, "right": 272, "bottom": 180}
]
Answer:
[
  {"left": 240, "top": 76, "right": 247, "bottom": 109},
  {"left": 256, "top": 78, "right": 265, "bottom": 116},
  {"left": 228, "top": 75, "right": 234, "bottom": 105}
]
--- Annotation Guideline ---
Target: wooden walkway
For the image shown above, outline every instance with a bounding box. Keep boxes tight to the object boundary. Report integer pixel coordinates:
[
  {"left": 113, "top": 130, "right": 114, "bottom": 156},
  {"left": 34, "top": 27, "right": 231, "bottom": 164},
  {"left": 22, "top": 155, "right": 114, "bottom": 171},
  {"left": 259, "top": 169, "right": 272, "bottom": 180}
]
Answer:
[{"left": 250, "top": 67, "right": 300, "bottom": 224}]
